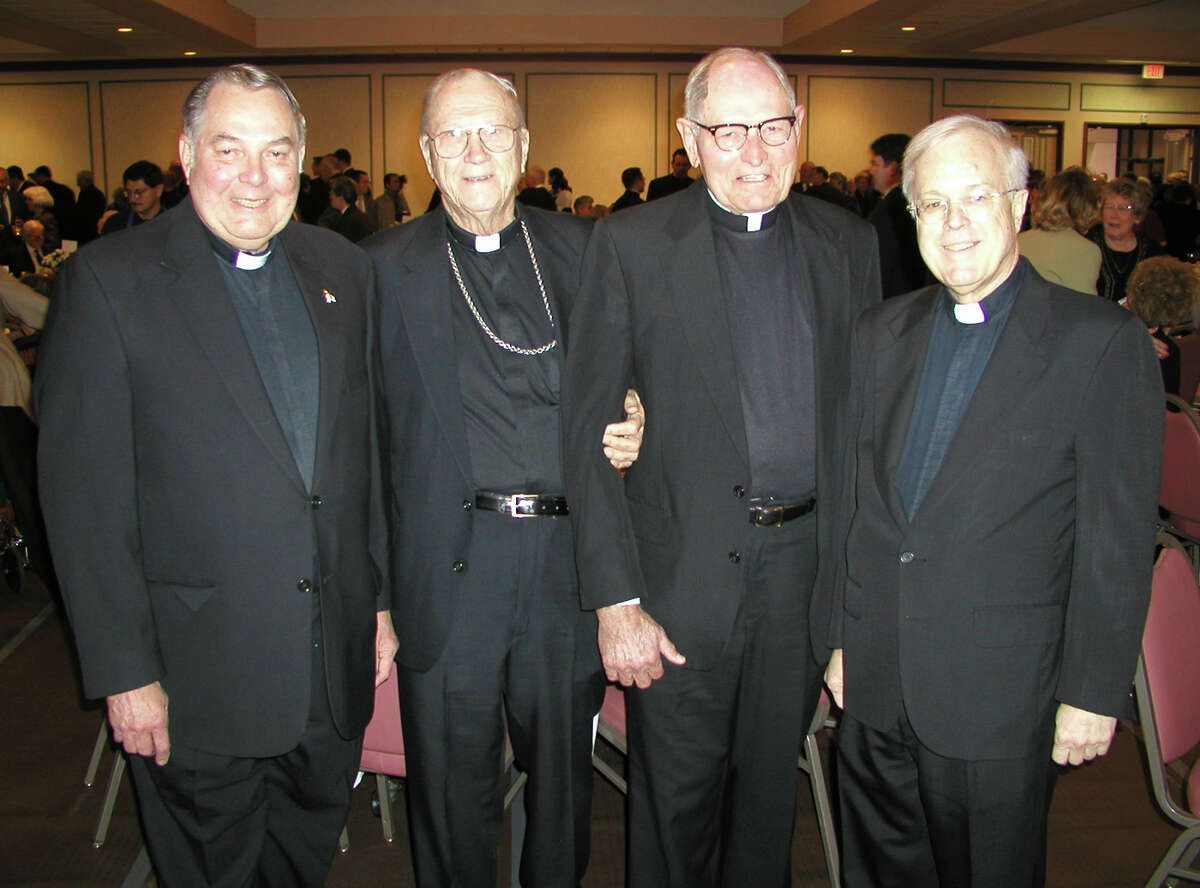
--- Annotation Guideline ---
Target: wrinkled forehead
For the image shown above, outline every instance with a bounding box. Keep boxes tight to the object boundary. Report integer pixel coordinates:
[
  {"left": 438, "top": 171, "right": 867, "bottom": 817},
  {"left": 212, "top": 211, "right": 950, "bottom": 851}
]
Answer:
[
  {"left": 914, "top": 134, "right": 1005, "bottom": 194},
  {"left": 427, "top": 76, "right": 521, "bottom": 132},
  {"left": 700, "top": 57, "right": 792, "bottom": 122}
]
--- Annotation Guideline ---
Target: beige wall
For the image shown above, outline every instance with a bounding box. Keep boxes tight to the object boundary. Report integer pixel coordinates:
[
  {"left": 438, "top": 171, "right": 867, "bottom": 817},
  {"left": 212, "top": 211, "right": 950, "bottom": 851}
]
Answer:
[{"left": 4, "top": 57, "right": 1199, "bottom": 208}]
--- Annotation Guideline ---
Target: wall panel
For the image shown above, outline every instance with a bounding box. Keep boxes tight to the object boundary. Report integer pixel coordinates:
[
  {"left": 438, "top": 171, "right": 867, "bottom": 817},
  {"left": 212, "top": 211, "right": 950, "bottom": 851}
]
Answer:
[
  {"left": 806, "top": 76, "right": 932, "bottom": 177},
  {"left": 525, "top": 72, "right": 656, "bottom": 209},
  {"left": 0, "top": 81, "right": 92, "bottom": 197}
]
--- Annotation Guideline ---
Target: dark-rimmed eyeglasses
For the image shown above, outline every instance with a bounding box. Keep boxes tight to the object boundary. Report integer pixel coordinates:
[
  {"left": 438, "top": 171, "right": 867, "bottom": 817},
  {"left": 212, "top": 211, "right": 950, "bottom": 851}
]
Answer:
[
  {"left": 427, "top": 125, "right": 518, "bottom": 159},
  {"left": 907, "top": 189, "right": 1021, "bottom": 224},
  {"left": 687, "top": 116, "right": 796, "bottom": 152}
]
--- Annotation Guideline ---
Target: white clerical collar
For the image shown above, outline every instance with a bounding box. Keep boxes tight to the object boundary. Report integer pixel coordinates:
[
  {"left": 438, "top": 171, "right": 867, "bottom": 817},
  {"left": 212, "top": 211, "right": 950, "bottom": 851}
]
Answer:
[
  {"left": 705, "top": 189, "right": 773, "bottom": 232},
  {"left": 475, "top": 232, "right": 501, "bottom": 253},
  {"left": 234, "top": 249, "right": 272, "bottom": 270},
  {"left": 953, "top": 301, "right": 986, "bottom": 324}
]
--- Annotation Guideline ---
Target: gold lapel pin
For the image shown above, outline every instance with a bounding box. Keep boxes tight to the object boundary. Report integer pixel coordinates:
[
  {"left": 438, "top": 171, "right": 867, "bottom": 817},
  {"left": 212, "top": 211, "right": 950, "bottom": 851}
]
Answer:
[{"left": 323, "top": 289, "right": 336, "bottom": 304}]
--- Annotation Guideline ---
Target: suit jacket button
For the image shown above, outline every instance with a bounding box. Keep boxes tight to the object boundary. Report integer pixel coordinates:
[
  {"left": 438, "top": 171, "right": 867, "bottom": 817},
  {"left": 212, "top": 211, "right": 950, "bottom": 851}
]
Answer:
[
  {"left": 310, "top": 495, "right": 323, "bottom": 508},
  {"left": 462, "top": 499, "right": 473, "bottom": 511},
  {"left": 452, "top": 560, "right": 466, "bottom": 573},
  {"left": 728, "top": 551, "right": 741, "bottom": 563},
  {"left": 733, "top": 485, "right": 745, "bottom": 499},
  {"left": 899, "top": 551, "right": 915, "bottom": 564},
  {"left": 297, "top": 578, "right": 313, "bottom": 593}
]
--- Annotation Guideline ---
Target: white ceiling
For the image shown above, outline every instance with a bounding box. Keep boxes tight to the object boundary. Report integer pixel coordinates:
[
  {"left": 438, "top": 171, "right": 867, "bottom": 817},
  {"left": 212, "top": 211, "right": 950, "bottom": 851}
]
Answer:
[{"left": 0, "top": 0, "right": 1194, "bottom": 68}]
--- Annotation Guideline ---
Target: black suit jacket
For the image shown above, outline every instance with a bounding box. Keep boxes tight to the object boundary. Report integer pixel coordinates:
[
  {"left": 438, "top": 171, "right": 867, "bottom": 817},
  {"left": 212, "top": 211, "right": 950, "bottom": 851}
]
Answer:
[
  {"left": 646, "top": 174, "right": 693, "bottom": 202},
  {"left": 836, "top": 266, "right": 1162, "bottom": 759},
  {"left": 363, "top": 206, "right": 593, "bottom": 671},
  {"left": 36, "top": 198, "right": 388, "bottom": 756},
  {"left": 517, "top": 186, "right": 558, "bottom": 212},
  {"left": 564, "top": 183, "right": 880, "bottom": 667},
  {"left": 869, "top": 186, "right": 928, "bottom": 299}
]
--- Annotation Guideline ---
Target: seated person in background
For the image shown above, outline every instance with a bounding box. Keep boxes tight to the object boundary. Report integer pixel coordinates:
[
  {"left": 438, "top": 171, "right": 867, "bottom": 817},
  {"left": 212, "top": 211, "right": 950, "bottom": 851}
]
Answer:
[
  {"left": 20, "top": 187, "right": 59, "bottom": 252},
  {"left": 1124, "top": 255, "right": 1200, "bottom": 396},
  {"left": 1018, "top": 167, "right": 1102, "bottom": 294},
  {"left": 317, "top": 175, "right": 371, "bottom": 243},
  {"left": 100, "top": 161, "right": 165, "bottom": 236},
  {"left": 0, "top": 266, "right": 48, "bottom": 418},
  {"left": 5, "top": 220, "right": 46, "bottom": 277},
  {"left": 1089, "top": 179, "right": 1164, "bottom": 303},
  {"left": 572, "top": 194, "right": 595, "bottom": 218},
  {"left": 610, "top": 166, "right": 645, "bottom": 212}
]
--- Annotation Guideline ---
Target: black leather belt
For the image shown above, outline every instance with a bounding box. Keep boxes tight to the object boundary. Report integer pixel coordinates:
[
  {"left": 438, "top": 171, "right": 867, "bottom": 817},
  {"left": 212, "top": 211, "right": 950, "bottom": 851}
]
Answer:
[
  {"left": 748, "top": 497, "right": 816, "bottom": 527},
  {"left": 475, "top": 491, "right": 569, "bottom": 518}
]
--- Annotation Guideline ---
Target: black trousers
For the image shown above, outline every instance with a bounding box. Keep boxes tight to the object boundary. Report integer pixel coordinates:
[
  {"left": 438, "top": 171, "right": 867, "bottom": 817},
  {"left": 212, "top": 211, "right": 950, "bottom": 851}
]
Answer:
[
  {"left": 838, "top": 710, "right": 1058, "bottom": 888},
  {"left": 397, "top": 511, "right": 605, "bottom": 888},
  {"left": 127, "top": 626, "right": 361, "bottom": 888},
  {"left": 626, "top": 513, "right": 822, "bottom": 888}
]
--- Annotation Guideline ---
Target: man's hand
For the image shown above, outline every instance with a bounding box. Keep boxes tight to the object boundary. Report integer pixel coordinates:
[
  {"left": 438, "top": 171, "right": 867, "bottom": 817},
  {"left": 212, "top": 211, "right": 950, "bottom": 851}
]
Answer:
[
  {"left": 107, "top": 681, "right": 170, "bottom": 766},
  {"left": 375, "top": 610, "right": 399, "bottom": 687},
  {"left": 596, "top": 603, "right": 685, "bottom": 688},
  {"left": 1052, "top": 703, "right": 1117, "bottom": 766},
  {"left": 602, "top": 389, "right": 645, "bottom": 471},
  {"left": 824, "top": 648, "right": 844, "bottom": 710}
]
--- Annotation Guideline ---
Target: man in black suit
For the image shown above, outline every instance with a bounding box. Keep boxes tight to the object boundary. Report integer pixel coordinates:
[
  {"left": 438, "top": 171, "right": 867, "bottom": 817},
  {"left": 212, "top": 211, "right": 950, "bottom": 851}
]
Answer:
[
  {"left": 73, "top": 170, "right": 106, "bottom": 243},
  {"left": 30, "top": 165, "right": 76, "bottom": 240},
  {"left": 564, "top": 47, "right": 879, "bottom": 887},
  {"left": 36, "top": 64, "right": 396, "bottom": 887},
  {"left": 318, "top": 174, "right": 372, "bottom": 243},
  {"left": 517, "top": 164, "right": 558, "bottom": 211},
  {"left": 826, "top": 115, "right": 1162, "bottom": 887},
  {"left": 869, "top": 133, "right": 929, "bottom": 298},
  {"left": 646, "top": 148, "right": 694, "bottom": 201},
  {"left": 100, "top": 160, "right": 165, "bottom": 236},
  {"left": 363, "top": 68, "right": 640, "bottom": 887},
  {"left": 610, "top": 166, "right": 645, "bottom": 212}
]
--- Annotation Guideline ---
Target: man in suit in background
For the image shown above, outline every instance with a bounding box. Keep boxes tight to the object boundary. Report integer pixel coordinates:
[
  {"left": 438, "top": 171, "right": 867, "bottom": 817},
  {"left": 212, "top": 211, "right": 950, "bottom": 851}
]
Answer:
[
  {"left": 610, "top": 166, "right": 645, "bottom": 212},
  {"left": 29, "top": 165, "right": 75, "bottom": 240},
  {"left": 646, "top": 147, "right": 694, "bottom": 201},
  {"left": 319, "top": 174, "right": 372, "bottom": 243},
  {"left": 565, "top": 47, "right": 878, "bottom": 887},
  {"left": 869, "top": 133, "right": 929, "bottom": 298},
  {"left": 37, "top": 64, "right": 396, "bottom": 887},
  {"left": 363, "top": 67, "right": 642, "bottom": 887},
  {"left": 74, "top": 170, "right": 106, "bottom": 243},
  {"left": 826, "top": 115, "right": 1162, "bottom": 887}
]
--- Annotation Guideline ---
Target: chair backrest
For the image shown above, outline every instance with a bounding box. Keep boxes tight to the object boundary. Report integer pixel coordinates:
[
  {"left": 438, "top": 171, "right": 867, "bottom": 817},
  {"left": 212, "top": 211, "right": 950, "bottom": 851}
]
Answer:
[
  {"left": 1141, "top": 545, "right": 1200, "bottom": 765},
  {"left": 1175, "top": 333, "right": 1200, "bottom": 405},
  {"left": 359, "top": 667, "right": 406, "bottom": 777},
  {"left": 1160, "top": 394, "right": 1200, "bottom": 524}
]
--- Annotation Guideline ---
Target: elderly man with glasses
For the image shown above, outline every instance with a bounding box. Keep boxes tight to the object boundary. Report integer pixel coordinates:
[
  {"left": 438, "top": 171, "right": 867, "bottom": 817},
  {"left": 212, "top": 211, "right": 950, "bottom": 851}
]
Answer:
[
  {"left": 362, "top": 68, "right": 643, "bottom": 887},
  {"left": 564, "top": 47, "right": 879, "bottom": 886},
  {"left": 825, "top": 115, "right": 1162, "bottom": 887}
]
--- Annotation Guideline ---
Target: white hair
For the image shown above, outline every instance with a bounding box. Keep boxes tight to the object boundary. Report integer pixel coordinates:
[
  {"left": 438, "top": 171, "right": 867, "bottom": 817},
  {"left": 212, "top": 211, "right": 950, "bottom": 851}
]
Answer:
[{"left": 902, "top": 115, "right": 1029, "bottom": 201}]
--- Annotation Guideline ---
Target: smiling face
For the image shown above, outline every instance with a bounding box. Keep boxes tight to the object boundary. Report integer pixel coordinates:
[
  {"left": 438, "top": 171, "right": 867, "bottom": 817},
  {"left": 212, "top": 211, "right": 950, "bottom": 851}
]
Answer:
[
  {"left": 677, "top": 54, "right": 801, "bottom": 216},
  {"left": 910, "top": 130, "right": 1027, "bottom": 304},
  {"left": 180, "top": 81, "right": 303, "bottom": 252},
  {"left": 420, "top": 73, "right": 528, "bottom": 236}
]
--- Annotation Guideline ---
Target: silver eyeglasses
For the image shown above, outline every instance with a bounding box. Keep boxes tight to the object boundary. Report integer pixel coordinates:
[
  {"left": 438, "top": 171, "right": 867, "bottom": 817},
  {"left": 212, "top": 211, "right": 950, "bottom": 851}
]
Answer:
[
  {"left": 427, "top": 124, "right": 518, "bottom": 159},
  {"left": 907, "top": 189, "right": 1022, "bottom": 224},
  {"left": 688, "top": 116, "right": 796, "bottom": 152}
]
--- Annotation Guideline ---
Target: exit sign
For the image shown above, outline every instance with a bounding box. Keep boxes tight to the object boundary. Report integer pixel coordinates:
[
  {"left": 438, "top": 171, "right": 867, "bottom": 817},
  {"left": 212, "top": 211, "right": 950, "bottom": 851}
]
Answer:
[{"left": 1143, "top": 64, "right": 1165, "bottom": 79}]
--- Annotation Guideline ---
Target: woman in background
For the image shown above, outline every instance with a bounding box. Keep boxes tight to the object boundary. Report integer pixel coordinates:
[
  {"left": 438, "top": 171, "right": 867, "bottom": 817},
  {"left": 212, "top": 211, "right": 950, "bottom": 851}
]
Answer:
[
  {"left": 1089, "top": 179, "right": 1163, "bottom": 303},
  {"left": 1017, "top": 167, "right": 1101, "bottom": 294},
  {"left": 549, "top": 167, "right": 574, "bottom": 212},
  {"left": 1124, "top": 255, "right": 1200, "bottom": 395}
]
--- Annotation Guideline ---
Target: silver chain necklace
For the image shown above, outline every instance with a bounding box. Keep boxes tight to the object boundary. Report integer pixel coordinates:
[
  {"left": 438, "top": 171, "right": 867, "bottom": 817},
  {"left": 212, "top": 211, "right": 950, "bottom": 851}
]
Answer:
[{"left": 446, "top": 220, "right": 557, "bottom": 356}]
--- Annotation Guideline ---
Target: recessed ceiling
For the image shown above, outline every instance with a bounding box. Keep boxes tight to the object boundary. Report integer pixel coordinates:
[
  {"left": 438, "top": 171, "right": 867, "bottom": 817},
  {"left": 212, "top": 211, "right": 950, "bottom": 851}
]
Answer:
[{"left": 0, "top": 0, "right": 1193, "bottom": 67}]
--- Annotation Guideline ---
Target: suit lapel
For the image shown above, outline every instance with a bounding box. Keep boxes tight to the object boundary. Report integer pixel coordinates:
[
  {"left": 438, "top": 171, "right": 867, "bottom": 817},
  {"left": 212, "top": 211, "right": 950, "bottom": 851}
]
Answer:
[
  {"left": 878, "top": 290, "right": 938, "bottom": 528},
  {"left": 913, "top": 271, "right": 1050, "bottom": 518},
  {"left": 281, "top": 225, "right": 346, "bottom": 488},
  {"left": 158, "top": 202, "right": 305, "bottom": 489},
  {"left": 661, "top": 184, "right": 748, "bottom": 463},
  {"left": 392, "top": 210, "right": 473, "bottom": 485}
]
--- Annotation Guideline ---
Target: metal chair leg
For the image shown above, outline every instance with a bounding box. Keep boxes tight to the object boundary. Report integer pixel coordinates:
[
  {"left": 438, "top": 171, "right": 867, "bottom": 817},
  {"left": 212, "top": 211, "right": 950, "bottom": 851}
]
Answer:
[
  {"left": 803, "top": 730, "right": 841, "bottom": 887},
  {"left": 93, "top": 752, "right": 125, "bottom": 848},
  {"left": 375, "top": 773, "right": 394, "bottom": 843},
  {"left": 84, "top": 720, "right": 108, "bottom": 787}
]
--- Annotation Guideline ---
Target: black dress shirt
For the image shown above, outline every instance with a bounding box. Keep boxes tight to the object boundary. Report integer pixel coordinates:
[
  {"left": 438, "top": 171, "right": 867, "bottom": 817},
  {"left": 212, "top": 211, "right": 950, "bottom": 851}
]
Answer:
[
  {"left": 708, "top": 193, "right": 816, "bottom": 501},
  {"left": 447, "top": 212, "right": 565, "bottom": 494}
]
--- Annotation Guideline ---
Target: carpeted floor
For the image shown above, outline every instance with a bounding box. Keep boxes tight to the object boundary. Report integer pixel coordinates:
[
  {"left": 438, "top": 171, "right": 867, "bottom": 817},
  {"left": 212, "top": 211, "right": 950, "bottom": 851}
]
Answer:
[{"left": 0, "top": 577, "right": 1184, "bottom": 887}]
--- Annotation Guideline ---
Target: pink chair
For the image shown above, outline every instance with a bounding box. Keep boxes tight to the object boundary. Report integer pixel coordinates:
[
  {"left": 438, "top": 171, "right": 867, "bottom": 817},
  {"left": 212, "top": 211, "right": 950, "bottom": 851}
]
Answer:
[
  {"left": 1134, "top": 542, "right": 1200, "bottom": 885},
  {"left": 1161, "top": 394, "right": 1200, "bottom": 560},
  {"left": 592, "top": 684, "right": 840, "bottom": 886}
]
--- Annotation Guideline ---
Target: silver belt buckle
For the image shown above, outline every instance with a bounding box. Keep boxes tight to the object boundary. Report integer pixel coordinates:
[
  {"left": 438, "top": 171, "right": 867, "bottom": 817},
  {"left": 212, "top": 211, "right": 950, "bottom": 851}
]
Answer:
[{"left": 509, "top": 494, "right": 537, "bottom": 518}]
